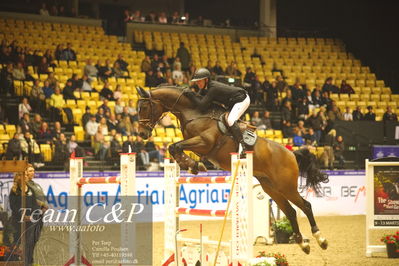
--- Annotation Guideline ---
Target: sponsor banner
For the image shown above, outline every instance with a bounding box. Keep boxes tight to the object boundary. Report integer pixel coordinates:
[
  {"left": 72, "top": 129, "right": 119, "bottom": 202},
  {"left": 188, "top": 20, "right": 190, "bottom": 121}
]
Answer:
[
  {"left": 373, "top": 166, "right": 399, "bottom": 227},
  {"left": 373, "top": 145, "right": 399, "bottom": 159},
  {"left": 0, "top": 171, "right": 367, "bottom": 221}
]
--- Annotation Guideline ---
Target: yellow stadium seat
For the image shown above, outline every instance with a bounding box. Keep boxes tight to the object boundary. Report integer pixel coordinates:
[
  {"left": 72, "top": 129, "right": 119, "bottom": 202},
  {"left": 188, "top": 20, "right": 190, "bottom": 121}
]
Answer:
[
  {"left": 155, "top": 128, "right": 165, "bottom": 137},
  {"left": 74, "top": 126, "right": 85, "bottom": 141}
]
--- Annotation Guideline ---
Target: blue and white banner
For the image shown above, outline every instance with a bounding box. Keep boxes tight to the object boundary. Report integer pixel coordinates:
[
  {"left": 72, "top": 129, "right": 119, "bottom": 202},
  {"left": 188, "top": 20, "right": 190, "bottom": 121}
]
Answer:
[{"left": 0, "top": 170, "right": 367, "bottom": 221}]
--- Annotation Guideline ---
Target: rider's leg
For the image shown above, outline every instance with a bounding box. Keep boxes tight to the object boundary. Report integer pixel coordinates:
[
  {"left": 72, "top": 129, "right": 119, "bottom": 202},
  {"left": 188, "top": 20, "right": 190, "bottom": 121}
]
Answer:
[{"left": 227, "top": 94, "right": 251, "bottom": 156}]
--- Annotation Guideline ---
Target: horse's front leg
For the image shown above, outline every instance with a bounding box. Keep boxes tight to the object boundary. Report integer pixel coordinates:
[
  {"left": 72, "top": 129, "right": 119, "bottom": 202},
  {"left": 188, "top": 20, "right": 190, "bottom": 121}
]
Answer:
[{"left": 168, "top": 136, "right": 208, "bottom": 175}]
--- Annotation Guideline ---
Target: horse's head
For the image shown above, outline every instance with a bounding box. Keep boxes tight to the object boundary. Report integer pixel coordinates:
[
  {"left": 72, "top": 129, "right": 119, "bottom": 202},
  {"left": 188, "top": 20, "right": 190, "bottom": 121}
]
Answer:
[{"left": 136, "top": 87, "right": 165, "bottom": 139}]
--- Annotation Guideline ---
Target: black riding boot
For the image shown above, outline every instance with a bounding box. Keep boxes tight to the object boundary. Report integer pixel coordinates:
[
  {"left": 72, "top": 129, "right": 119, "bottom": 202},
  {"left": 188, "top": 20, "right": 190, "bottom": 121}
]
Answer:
[{"left": 229, "top": 122, "right": 247, "bottom": 158}]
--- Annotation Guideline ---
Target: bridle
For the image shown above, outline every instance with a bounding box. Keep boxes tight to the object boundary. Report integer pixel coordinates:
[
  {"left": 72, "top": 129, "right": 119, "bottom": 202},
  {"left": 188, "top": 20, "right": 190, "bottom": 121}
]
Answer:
[{"left": 138, "top": 89, "right": 185, "bottom": 132}]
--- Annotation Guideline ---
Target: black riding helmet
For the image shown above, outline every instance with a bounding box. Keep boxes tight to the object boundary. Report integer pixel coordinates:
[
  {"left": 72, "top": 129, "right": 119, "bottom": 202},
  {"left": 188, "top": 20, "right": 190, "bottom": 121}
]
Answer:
[{"left": 191, "top": 68, "right": 211, "bottom": 82}]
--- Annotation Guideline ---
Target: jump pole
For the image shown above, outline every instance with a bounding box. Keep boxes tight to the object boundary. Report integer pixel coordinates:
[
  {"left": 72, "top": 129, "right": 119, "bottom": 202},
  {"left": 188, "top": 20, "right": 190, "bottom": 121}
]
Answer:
[
  {"left": 68, "top": 153, "right": 136, "bottom": 266},
  {"left": 163, "top": 152, "right": 256, "bottom": 265}
]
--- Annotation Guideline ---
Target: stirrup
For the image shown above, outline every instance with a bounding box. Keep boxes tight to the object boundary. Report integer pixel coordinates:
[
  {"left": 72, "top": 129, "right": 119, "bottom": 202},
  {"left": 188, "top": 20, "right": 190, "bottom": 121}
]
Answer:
[{"left": 238, "top": 143, "right": 247, "bottom": 158}]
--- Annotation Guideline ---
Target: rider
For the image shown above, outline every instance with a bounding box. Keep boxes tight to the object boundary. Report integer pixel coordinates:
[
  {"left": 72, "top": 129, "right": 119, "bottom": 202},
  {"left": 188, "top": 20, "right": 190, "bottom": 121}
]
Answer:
[{"left": 183, "top": 68, "right": 251, "bottom": 156}]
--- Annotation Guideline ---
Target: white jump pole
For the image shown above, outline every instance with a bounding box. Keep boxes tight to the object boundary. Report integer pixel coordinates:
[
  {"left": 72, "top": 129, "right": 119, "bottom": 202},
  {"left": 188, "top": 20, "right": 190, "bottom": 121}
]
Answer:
[
  {"left": 69, "top": 153, "right": 136, "bottom": 266},
  {"left": 163, "top": 152, "right": 262, "bottom": 265}
]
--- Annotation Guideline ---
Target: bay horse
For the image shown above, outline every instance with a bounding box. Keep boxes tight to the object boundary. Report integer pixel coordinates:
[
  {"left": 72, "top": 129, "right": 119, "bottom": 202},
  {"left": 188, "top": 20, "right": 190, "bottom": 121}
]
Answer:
[{"left": 136, "top": 86, "right": 329, "bottom": 254}]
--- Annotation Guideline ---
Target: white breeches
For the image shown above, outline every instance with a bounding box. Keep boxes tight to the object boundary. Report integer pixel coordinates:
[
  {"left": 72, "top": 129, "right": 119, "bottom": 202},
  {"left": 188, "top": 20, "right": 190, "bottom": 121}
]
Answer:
[{"left": 227, "top": 94, "right": 250, "bottom": 126}]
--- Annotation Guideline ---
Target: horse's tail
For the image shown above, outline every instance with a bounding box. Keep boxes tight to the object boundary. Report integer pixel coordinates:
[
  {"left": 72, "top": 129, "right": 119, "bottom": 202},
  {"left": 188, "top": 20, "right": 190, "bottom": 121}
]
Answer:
[{"left": 293, "top": 148, "right": 329, "bottom": 194}]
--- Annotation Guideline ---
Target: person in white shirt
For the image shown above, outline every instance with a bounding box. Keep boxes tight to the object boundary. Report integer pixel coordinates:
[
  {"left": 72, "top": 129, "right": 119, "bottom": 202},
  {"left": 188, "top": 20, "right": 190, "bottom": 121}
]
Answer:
[
  {"left": 39, "top": 3, "right": 50, "bottom": 16},
  {"left": 114, "top": 98, "right": 124, "bottom": 115},
  {"left": 343, "top": 107, "right": 353, "bottom": 121},
  {"left": 84, "top": 59, "right": 98, "bottom": 80},
  {"left": 18, "top": 97, "right": 32, "bottom": 119},
  {"left": 85, "top": 115, "right": 99, "bottom": 137},
  {"left": 172, "top": 64, "right": 184, "bottom": 84}
]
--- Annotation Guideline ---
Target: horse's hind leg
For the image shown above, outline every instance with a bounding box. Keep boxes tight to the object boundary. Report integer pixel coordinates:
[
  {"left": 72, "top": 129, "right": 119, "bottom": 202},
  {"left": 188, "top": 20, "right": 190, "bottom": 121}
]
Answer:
[
  {"left": 259, "top": 181, "right": 311, "bottom": 254},
  {"left": 285, "top": 191, "right": 328, "bottom": 250}
]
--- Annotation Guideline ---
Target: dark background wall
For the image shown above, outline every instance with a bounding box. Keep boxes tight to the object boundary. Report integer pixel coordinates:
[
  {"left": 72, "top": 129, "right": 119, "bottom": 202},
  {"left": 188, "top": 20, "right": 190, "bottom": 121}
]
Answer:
[{"left": 277, "top": 0, "right": 399, "bottom": 93}]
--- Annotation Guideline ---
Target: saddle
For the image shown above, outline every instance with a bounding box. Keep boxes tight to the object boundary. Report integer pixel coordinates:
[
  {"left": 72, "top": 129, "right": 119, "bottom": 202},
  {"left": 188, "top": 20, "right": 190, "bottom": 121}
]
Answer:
[{"left": 217, "top": 113, "right": 257, "bottom": 147}]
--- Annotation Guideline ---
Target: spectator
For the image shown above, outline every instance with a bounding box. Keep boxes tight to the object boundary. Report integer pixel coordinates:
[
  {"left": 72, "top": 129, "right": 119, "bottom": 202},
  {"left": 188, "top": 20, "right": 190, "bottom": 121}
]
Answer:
[
  {"left": 108, "top": 132, "right": 122, "bottom": 161},
  {"left": 322, "top": 77, "right": 339, "bottom": 94},
  {"left": 107, "top": 114, "right": 119, "bottom": 132},
  {"left": 321, "top": 129, "right": 336, "bottom": 169},
  {"left": 68, "top": 73, "right": 81, "bottom": 91},
  {"left": 82, "top": 107, "right": 92, "bottom": 127},
  {"left": 340, "top": 80, "right": 354, "bottom": 95},
  {"left": 55, "top": 44, "right": 65, "bottom": 60},
  {"left": 39, "top": 3, "right": 50, "bottom": 16},
  {"left": 62, "top": 80, "right": 76, "bottom": 100},
  {"left": 84, "top": 59, "right": 98, "bottom": 80},
  {"left": 327, "top": 105, "right": 343, "bottom": 122},
  {"left": 96, "top": 59, "right": 113, "bottom": 81},
  {"left": 160, "top": 114, "right": 175, "bottom": 128},
  {"left": 5, "top": 133, "right": 22, "bottom": 160},
  {"left": 80, "top": 74, "right": 93, "bottom": 92},
  {"left": 172, "top": 64, "right": 184, "bottom": 84},
  {"left": 364, "top": 106, "right": 376, "bottom": 121},
  {"left": 334, "top": 135, "right": 345, "bottom": 169},
  {"left": 58, "top": 5, "right": 67, "bottom": 17},
  {"left": 122, "top": 135, "right": 135, "bottom": 153},
  {"left": 171, "top": 11, "right": 180, "bottom": 24},
  {"left": 212, "top": 61, "right": 224, "bottom": 75},
  {"left": 113, "top": 85, "right": 123, "bottom": 101},
  {"left": 297, "top": 120, "right": 307, "bottom": 135},
  {"left": 306, "top": 110, "right": 323, "bottom": 143},
  {"left": 141, "top": 56, "right": 152, "bottom": 73},
  {"left": 321, "top": 91, "right": 332, "bottom": 108},
  {"left": 115, "top": 54, "right": 129, "bottom": 72},
  {"left": 123, "top": 10, "right": 132, "bottom": 23},
  {"left": 292, "top": 128, "right": 305, "bottom": 147},
  {"left": 145, "top": 70, "right": 157, "bottom": 87},
  {"left": 46, "top": 72, "right": 58, "bottom": 89},
  {"left": 297, "top": 98, "right": 309, "bottom": 120},
  {"left": 352, "top": 106, "right": 364, "bottom": 121},
  {"left": 37, "top": 122, "right": 53, "bottom": 144},
  {"left": 86, "top": 115, "right": 99, "bottom": 137},
  {"left": 41, "top": 80, "right": 53, "bottom": 99},
  {"left": 49, "top": 5, "right": 58, "bottom": 16},
  {"left": 53, "top": 133, "right": 69, "bottom": 167},
  {"left": 250, "top": 111, "right": 262, "bottom": 128},
  {"left": 18, "top": 97, "right": 32, "bottom": 119},
  {"left": 114, "top": 98, "right": 124, "bottom": 115},
  {"left": 37, "top": 57, "right": 50, "bottom": 75},
  {"left": 99, "top": 99, "right": 111, "bottom": 114},
  {"left": 225, "top": 62, "right": 241, "bottom": 76},
  {"left": 276, "top": 75, "right": 288, "bottom": 93},
  {"left": 12, "top": 62, "right": 25, "bottom": 81},
  {"left": 304, "top": 128, "right": 318, "bottom": 146},
  {"left": 19, "top": 113, "right": 31, "bottom": 134},
  {"left": 282, "top": 121, "right": 294, "bottom": 138},
  {"left": 145, "top": 136, "right": 163, "bottom": 163},
  {"left": 266, "top": 81, "right": 278, "bottom": 110},
  {"left": 20, "top": 132, "right": 41, "bottom": 164},
  {"left": 100, "top": 82, "right": 114, "bottom": 100},
  {"left": 312, "top": 90, "right": 323, "bottom": 107},
  {"left": 146, "top": 11, "right": 157, "bottom": 23},
  {"left": 95, "top": 107, "right": 106, "bottom": 122},
  {"left": 50, "top": 88, "right": 67, "bottom": 122},
  {"left": 127, "top": 100, "right": 138, "bottom": 121},
  {"left": 67, "top": 135, "right": 84, "bottom": 157},
  {"left": 44, "top": 49, "right": 56, "bottom": 67},
  {"left": 281, "top": 101, "right": 292, "bottom": 126},
  {"left": 383, "top": 106, "right": 398, "bottom": 122},
  {"left": 135, "top": 135, "right": 150, "bottom": 168},
  {"left": 158, "top": 12, "right": 168, "bottom": 23},
  {"left": 181, "top": 12, "right": 190, "bottom": 24},
  {"left": 285, "top": 138, "right": 294, "bottom": 151},
  {"left": 62, "top": 43, "right": 77, "bottom": 61},
  {"left": 291, "top": 81, "right": 305, "bottom": 102},
  {"left": 131, "top": 10, "right": 144, "bottom": 22},
  {"left": 343, "top": 107, "right": 353, "bottom": 121},
  {"left": 52, "top": 121, "right": 63, "bottom": 141},
  {"left": 155, "top": 71, "right": 166, "bottom": 86},
  {"left": 0, "top": 63, "right": 14, "bottom": 95},
  {"left": 258, "top": 111, "right": 272, "bottom": 130},
  {"left": 176, "top": 42, "right": 191, "bottom": 71},
  {"left": 118, "top": 116, "right": 134, "bottom": 136},
  {"left": 113, "top": 62, "right": 128, "bottom": 78},
  {"left": 30, "top": 114, "right": 43, "bottom": 138},
  {"left": 243, "top": 67, "right": 256, "bottom": 84}
]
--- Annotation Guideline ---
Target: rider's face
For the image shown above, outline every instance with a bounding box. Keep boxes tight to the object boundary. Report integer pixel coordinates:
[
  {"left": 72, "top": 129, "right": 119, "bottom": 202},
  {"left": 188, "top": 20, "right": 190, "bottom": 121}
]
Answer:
[{"left": 195, "top": 79, "right": 207, "bottom": 89}]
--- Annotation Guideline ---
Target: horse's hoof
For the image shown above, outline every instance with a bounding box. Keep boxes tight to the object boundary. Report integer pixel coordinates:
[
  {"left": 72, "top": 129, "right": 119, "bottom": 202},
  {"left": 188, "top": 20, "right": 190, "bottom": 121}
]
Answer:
[
  {"left": 198, "top": 162, "right": 207, "bottom": 172},
  {"left": 188, "top": 167, "right": 199, "bottom": 175},
  {"left": 299, "top": 242, "right": 310, "bottom": 254},
  {"left": 313, "top": 231, "right": 328, "bottom": 250},
  {"left": 319, "top": 239, "right": 328, "bottom": 250}
]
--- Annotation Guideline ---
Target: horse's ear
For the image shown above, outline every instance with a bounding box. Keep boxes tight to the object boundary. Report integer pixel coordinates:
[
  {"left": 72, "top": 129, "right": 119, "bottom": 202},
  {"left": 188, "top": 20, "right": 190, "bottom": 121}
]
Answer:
[{"left": 136, "top": 87, "right": 150, "bottom": 98}]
